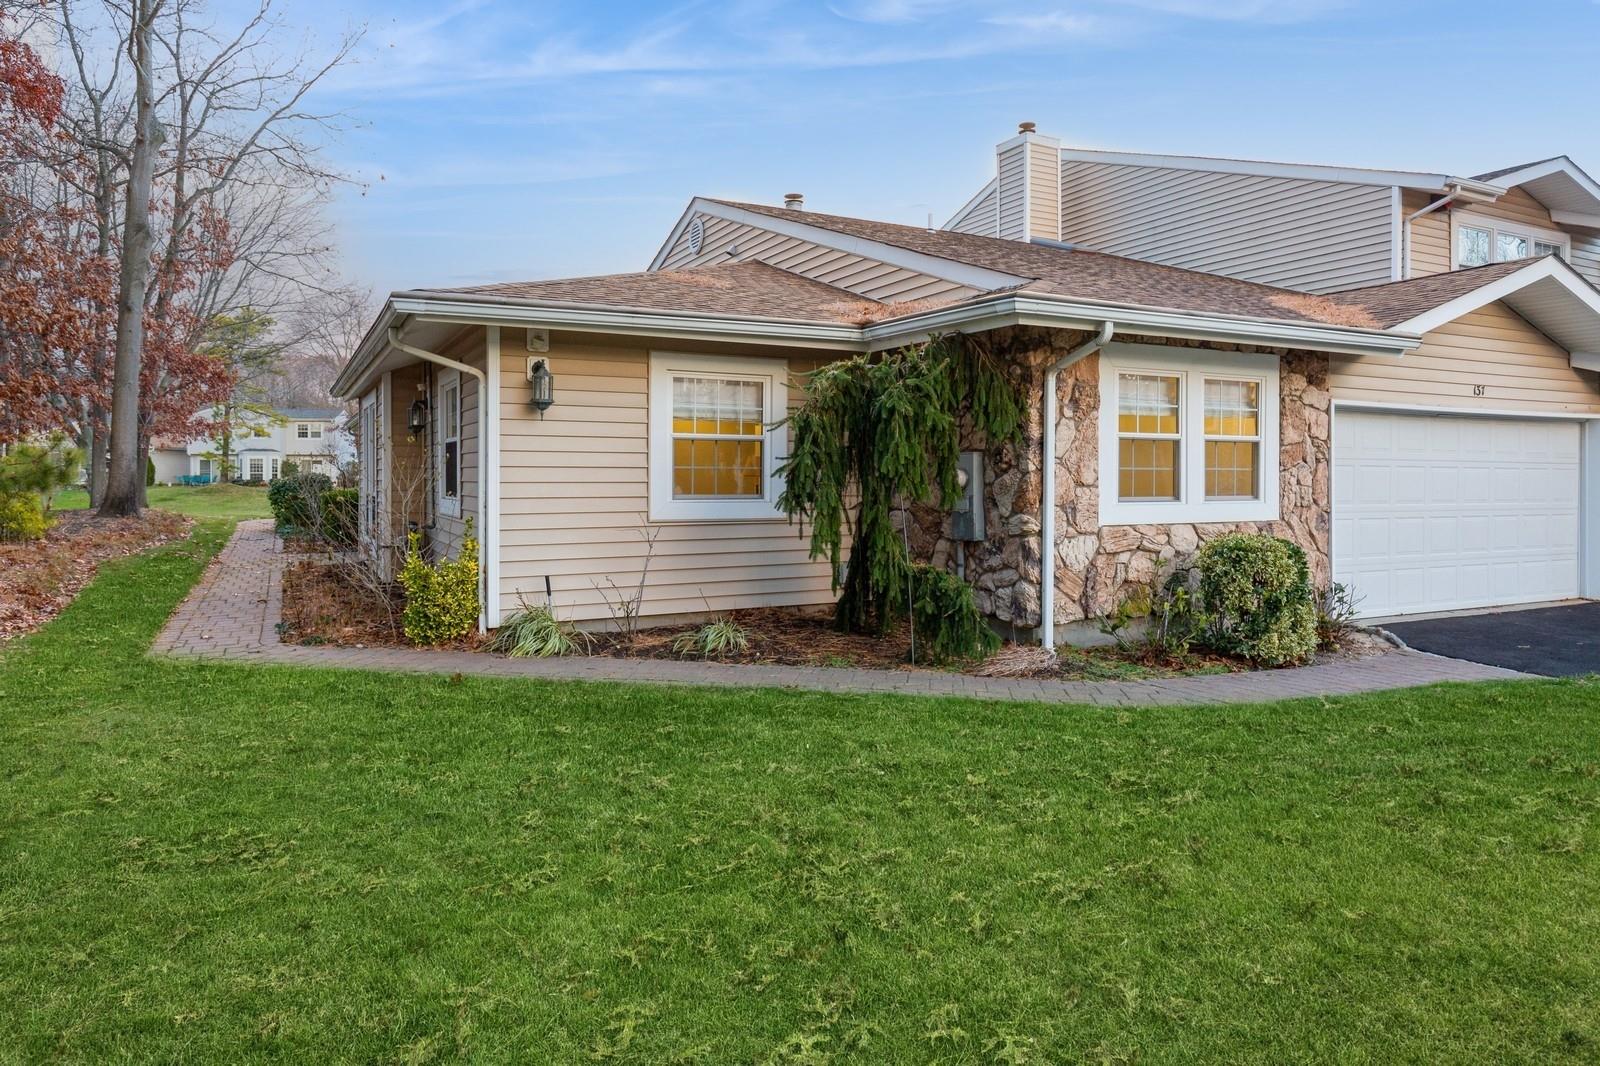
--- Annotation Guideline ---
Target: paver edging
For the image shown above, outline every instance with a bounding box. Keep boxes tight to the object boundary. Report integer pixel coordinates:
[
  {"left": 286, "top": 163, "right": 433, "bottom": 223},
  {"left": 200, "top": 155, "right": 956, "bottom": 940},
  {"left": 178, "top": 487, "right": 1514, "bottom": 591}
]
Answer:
[{"left": 151, "top": 520, "right": 1534, "bottom": 705}]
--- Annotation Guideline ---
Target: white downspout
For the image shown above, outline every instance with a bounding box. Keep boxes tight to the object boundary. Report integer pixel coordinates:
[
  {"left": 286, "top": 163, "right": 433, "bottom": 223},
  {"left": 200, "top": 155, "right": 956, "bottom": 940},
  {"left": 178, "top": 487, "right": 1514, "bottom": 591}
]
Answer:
[
  {"left": 1039, "top": 320, "right": 1114, "bottom": 648},
  {"left": 388, "top": 326, "right": 492, "bottom": 634},
  {"left": 1400, "top": 189, "right": 1463, "bottom": 279}
]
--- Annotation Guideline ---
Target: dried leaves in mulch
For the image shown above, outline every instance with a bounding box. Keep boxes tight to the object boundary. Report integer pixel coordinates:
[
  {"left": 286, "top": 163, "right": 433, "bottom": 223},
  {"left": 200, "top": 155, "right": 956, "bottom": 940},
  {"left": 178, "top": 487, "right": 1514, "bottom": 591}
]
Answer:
[
  {"left": 593, "top": 608, "right": 921, "bottom": 670},
  {"left": 0, "top": 509, "right": 191, "bottom": 644},
  {"left": 279, "top": 561, "right": 482, "bottom": 650}
]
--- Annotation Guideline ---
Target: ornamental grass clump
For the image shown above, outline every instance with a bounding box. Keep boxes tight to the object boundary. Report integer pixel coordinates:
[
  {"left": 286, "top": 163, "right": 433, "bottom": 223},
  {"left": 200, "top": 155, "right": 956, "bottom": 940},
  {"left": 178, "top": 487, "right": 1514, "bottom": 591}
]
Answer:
[
  {"left": 1195, "top": 533, "right": 1317, "bottom": 666},
  {"left": 398, "top": 524, "right": 480, "bottom": 646},
  {"left": 489, "top": 597, "right": 590, "bottom": 657},
  {"left": 672, "top": 618, "right": 750, "bottom": 659}
]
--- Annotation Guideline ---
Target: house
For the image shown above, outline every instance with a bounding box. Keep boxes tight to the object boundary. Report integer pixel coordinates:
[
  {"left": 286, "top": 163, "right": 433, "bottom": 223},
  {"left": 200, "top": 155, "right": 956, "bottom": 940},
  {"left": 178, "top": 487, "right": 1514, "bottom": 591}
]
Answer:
[
  {"left": 150, "top": 406, "right": 351, "bottom": 485},
  {"left": 332, "top": 124, "right": 1600, "bottom": 640}
]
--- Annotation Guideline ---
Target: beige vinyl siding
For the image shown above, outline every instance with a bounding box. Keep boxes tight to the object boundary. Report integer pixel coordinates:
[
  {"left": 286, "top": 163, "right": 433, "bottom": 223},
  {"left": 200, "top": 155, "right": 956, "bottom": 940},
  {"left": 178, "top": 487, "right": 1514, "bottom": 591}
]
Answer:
[
  {"left": 1329, "top": 300, "right": 1600, "bottom": 415},
  {"left": 1059, "top": 161, "right": 1396, "bottom": 292},
  {"left": 1403, "top": 189, "right": 1454, "bottom": 277},
  {"left": 496, "top": 332, "right": 841, "bottom": 624},
  {"left": 657, "top": 213, "right": 978, "bottom": 304},
  {"left": 995, "top": 143, "right": 1028, "bottom": 241},
  {"left": 947, "top": 180, "right": 998, "bottom": 236},
  {"left": 1407, "top": 187, "right": 1600, "bottom": 288},
  {"left": 1028, "top": 147, "right": 1061, "bottom": 241}
]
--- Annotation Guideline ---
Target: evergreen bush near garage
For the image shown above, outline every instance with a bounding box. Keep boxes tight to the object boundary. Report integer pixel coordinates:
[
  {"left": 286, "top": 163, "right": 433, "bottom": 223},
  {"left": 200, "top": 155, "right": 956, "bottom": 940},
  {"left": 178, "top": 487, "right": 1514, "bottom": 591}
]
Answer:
[
  {"left": 266, "top": 472, "right": 332, "bottom": 534},
  {"left": 1195, "top": 533, "right": 1318, "bottom": 665}
]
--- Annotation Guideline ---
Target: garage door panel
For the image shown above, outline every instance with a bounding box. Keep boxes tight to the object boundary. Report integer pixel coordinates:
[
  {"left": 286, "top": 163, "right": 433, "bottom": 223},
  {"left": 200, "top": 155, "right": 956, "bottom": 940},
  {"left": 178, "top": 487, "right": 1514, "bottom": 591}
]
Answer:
[{"left": 1334, "top": 411, "right": 1580, "bottom": 617}]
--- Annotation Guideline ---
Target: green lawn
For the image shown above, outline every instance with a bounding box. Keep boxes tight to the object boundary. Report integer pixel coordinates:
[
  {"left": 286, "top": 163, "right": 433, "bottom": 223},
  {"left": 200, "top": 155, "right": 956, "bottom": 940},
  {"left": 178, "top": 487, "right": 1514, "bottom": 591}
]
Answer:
[
  {"left": 52, "top": 482, "right": 272, "bottom": 520},
  {"left": 1, "top": 522, "right": 1597, "bottom": 1062}
]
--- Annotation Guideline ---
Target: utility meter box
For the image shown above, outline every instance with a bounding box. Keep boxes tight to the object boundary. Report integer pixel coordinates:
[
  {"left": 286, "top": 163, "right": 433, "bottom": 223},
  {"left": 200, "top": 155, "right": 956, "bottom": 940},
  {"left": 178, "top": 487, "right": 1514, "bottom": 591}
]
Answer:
[{"left": 946, "top": 450, "right": 985, "bottom": 541}]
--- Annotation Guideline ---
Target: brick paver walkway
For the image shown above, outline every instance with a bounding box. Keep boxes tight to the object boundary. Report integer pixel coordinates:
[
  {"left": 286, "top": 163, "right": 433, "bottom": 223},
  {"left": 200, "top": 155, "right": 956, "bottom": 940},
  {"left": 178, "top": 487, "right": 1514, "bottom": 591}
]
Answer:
[{"left": 153, "top": 520, "right": 1532, "bottom": 705}]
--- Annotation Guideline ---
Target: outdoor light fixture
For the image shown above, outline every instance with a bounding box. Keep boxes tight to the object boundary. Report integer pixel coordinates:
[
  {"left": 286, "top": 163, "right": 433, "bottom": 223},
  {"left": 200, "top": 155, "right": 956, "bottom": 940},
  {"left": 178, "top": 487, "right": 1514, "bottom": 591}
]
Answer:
[
  {"left": 527, "top": 358, "right": 554, "bottom": 414},
  {"left": 407, "top": 397, "right": 428, "bottom": 438}
]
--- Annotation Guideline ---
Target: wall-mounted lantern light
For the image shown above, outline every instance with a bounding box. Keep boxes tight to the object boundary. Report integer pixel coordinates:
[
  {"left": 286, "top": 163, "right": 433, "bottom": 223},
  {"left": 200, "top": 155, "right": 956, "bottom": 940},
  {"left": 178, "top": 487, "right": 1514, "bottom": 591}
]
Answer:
[
  {"left": 527, "top": 358, "right": 554, "bottom": 415},
  {"left": 407, "top": 397, "right": 428, "bottom": 438}
]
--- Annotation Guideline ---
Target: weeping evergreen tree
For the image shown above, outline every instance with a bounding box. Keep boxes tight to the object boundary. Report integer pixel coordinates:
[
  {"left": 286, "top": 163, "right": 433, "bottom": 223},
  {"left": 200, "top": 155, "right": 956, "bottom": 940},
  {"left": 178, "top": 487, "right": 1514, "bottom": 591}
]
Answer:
[{"left": 778, "top": 335, "right": 1025, "bottom": 639}]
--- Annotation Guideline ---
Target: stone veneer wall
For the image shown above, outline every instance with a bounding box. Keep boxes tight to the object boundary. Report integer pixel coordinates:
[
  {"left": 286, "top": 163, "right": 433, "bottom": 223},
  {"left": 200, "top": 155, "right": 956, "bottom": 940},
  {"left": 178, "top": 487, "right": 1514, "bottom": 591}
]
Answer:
[{"left": 903, "top": 327, "right": 1332, "bottom": 637}]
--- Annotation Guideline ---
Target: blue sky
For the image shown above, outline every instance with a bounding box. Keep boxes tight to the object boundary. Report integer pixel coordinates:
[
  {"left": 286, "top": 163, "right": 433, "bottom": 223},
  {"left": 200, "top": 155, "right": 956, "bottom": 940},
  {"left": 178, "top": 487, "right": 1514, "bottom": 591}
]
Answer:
[{"left": 273, "top": 0, "right": 1600, "bottom": 298}]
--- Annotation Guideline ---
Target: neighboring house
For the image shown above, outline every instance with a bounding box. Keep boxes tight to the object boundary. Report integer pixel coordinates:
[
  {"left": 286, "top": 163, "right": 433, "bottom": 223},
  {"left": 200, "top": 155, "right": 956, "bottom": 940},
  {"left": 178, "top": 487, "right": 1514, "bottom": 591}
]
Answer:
[
  {"left": 150, "top": 406, "right": 352, "bottom": 484},
  {"left": 333, "top": 124, "right": 1600, "bottom": 639}
]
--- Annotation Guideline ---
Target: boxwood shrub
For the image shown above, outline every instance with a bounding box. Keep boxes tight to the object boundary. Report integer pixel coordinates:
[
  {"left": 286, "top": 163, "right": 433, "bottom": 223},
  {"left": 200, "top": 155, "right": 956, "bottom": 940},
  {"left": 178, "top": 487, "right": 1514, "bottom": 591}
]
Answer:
[{"left": 1195, "top": 533, "right": 1318, "bottom": 666}]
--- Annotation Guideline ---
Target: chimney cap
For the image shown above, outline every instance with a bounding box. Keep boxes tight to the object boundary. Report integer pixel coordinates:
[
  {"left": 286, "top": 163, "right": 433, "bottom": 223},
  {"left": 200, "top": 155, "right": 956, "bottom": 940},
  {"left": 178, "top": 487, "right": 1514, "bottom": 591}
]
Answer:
[
  {"left": 1018, "top": 121, "right": 1037, "bottom": 135},
  {"left": 783, "top": 192, "right": 804, "bottom": 209}
]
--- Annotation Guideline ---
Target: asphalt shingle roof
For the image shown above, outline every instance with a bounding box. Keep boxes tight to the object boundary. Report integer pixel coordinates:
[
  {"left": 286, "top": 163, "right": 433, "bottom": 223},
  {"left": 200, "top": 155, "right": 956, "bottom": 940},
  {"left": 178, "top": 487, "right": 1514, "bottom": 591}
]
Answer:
[
  {"left": 1324, "top": 259, "right": 1540, "bottom": 327},
  {"left": 710, "top": 200, "right": 1382, "bottom": 327},
  {"left": 405, "top": 261, "right": 882, "bottom": 324}
]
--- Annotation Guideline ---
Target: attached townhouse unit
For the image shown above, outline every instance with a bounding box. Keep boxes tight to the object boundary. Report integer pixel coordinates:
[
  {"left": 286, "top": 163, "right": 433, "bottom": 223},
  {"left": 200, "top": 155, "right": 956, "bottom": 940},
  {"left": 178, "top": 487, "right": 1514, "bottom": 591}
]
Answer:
[{"left": 334, "top": 124, "right": 1600, "bottom": 640}]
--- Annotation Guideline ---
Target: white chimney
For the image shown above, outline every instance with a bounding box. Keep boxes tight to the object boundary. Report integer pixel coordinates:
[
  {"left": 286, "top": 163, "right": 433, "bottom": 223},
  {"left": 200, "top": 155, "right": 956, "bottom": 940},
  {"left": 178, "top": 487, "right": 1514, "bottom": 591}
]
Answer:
[{"left": 783, "top": 192, "right": 805, "bottom": 210}]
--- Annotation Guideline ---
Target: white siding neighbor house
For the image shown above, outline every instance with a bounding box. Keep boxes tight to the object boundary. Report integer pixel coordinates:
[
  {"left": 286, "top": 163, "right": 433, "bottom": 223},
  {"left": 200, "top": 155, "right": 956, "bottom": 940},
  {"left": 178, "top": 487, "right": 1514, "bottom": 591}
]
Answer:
[{"left": 150, "top": 407, "right": 352, "bottom": 485}]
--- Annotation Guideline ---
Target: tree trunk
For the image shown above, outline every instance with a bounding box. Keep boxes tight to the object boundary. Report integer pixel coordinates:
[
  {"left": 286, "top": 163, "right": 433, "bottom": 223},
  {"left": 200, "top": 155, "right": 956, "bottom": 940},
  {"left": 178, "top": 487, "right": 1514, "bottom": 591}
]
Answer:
[{"left": 99, "top": 0, "right": 165, "bottom": 519}]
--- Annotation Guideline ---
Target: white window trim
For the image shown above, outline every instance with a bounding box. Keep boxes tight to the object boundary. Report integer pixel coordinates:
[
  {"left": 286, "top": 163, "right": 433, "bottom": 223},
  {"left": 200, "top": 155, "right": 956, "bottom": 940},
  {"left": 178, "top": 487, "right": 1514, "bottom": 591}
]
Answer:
[
  {"left": 438, "top": 369, "right": 462, "bottom": 519},
  {"left": 648, "top": 351, "right": 788, "bottom": 522},
  {"left": 1097, "top": 344, "right": 1281, "bottom": 526},
  {"left": 297, "top": 423, "right": 310, "bottom": 439},
  {"left": 1452, "top": 210, "right": 1570, "bottom": 269},
  {"left": 248, "top": 456, "right": 265, "bottom": 482},
  {"left": 270, "top": 457, "right": 281, "bottom": 480}
]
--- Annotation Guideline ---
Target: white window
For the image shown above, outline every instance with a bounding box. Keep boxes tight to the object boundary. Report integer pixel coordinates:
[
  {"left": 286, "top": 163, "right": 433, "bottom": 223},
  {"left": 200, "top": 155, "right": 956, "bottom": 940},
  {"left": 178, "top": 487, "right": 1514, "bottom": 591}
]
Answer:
[
  {"left": 648, "top": 352, "right": 787, "bottom": 521},
  {"left": 248, "top": 457, "right": 265, "bottom": 482},
  {"left": 1454, "top": 211, "right": 1569, "bottom": 268},
  {"left": 270, "top": 457, "right": 281, "bottom": 480},
  {"left": 439, "top": 371, "right": 461, "bottom": 518},
  {"left": 198, "top": 458, "right": 212, "bottom": 478},
  {"left": 297, "top": 423, "right": 310, "bottom": 439},
  {"left": 1098, "top": 345, "right": 1280, "bottom": 526}
]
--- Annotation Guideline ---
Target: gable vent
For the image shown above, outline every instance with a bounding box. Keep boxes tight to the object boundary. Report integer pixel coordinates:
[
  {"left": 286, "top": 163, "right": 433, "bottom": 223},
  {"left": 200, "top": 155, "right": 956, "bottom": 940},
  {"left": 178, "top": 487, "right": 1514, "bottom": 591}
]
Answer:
[{"left": 687, "top": 216, "right": 705, "bottom": 254}]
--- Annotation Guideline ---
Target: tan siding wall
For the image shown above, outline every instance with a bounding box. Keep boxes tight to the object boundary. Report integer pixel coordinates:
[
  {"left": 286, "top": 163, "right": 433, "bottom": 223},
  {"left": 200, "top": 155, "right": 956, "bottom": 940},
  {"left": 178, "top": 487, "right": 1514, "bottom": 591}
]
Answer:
[
  {"left": 1329, "top": 301, "right": 1600, "bottom": 415},
  {"left": 1060, "top": 160, "right": 1396, "bottom": 292},
  {"left": 995, "top": 143, "right": 1028, "bottom": 241},
  {"left": 1402, "top": 189, "right": 1453, "bottom": 277},
  {"left": 1406, "top": 187, "right": 1600, "bottom": 288},
  {"left": 1028, "top": 146, "right": 1061, "bottom": 241},
  {"left": 947, "top": 182, "right": 997, "bottom": 236},
  {"left": 496, "top": 332, "right": 841, "bottom": 624},
  {"left": 657, "top": 212, "right": 978, "bottom": 303}
]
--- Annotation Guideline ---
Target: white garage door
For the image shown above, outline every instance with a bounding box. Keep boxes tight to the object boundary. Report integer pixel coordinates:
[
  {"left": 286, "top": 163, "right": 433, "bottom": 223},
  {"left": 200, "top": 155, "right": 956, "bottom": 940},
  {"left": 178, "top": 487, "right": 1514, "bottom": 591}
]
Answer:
[{"left": 1333, "top": 410, "right": 1580, "bottom": 617}]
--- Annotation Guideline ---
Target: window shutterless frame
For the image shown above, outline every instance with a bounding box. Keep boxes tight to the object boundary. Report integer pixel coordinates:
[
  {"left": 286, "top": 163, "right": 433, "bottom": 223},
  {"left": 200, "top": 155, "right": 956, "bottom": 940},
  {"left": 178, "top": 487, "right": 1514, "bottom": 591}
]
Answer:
[
  {"left": 648, "top": 352, "right": 787, "bottom": 521},
  {"left": 1452, "top": 210, "right": 1570, "bottom": 269},
  {"left": 439, "top": 370, "right": 462, "bottom": 518},
  {"left": 1097, "top": 344, "right": 1280, "bottom": 526}
]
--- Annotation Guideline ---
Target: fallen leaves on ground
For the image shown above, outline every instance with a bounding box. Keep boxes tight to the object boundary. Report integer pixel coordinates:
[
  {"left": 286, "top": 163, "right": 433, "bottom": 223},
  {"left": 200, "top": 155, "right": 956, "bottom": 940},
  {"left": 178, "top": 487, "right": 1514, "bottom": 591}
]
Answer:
[{"left": 0, "top": 509, "right": 190, "bottom": 643}]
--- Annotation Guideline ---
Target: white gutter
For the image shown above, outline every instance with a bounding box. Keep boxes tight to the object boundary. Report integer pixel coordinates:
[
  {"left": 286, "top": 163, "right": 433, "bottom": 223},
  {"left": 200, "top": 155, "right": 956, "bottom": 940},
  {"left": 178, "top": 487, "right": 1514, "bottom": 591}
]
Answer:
[
  {"left": 387, "top": 326, "right": 492, "bottom": 635},
  {"left": 1400, "top": 190, "right": 1462, "bottom": 280},
  {"left": 1039, "top": 321, "right": 1114, "bottom": 648},
  {"left": 1398, "top": 179, "right": 1502, "bottom": 278},
  {"left": 336, "top": 292, "right": 1419, "bottom": 401}
]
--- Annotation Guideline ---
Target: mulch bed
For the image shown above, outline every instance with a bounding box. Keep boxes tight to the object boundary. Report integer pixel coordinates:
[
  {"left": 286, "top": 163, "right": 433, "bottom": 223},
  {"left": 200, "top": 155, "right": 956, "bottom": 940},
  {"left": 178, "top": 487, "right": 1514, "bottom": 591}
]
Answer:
[
  {"left": 279, "top": 561, "right": 482, "bottom": 650},
  {"left": 279, "top": 560, "right": 1391, "bottom": 680},
  {"left": 0, "top": 509, "right": 191, "bottom": 644}
]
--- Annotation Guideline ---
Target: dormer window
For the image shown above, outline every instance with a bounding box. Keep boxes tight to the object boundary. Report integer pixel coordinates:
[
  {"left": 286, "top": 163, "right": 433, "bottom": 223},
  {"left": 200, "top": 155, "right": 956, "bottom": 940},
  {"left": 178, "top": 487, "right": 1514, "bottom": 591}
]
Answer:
[{"left": 1454, "top": 213, "right": 1569, "bottom": 269}]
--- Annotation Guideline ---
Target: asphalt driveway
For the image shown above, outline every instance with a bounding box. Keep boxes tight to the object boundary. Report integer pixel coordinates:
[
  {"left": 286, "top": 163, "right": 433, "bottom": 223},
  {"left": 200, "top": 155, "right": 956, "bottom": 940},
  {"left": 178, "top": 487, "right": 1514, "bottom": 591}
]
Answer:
[{"left": 1384, "top": 602, "right": 1600, "bottom": 678}]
